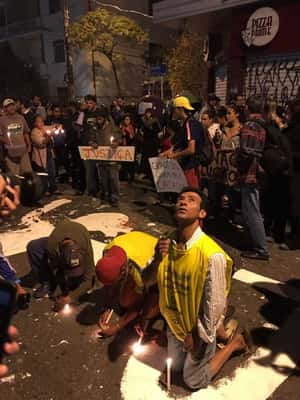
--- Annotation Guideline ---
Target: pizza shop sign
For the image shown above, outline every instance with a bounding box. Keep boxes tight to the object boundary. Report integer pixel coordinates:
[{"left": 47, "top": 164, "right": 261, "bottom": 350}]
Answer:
[{"left": 242, "top": 7, "right": 280, "bottom": 47}]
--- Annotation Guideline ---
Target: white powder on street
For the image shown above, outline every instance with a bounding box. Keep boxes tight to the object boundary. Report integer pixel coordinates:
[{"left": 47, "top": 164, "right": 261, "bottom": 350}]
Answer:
[
  {"left": 1, "top": 199, "right": 131, "bottom": 257},
  {"left": 74, "top": 213, "right": 131, "bottom": 237}
]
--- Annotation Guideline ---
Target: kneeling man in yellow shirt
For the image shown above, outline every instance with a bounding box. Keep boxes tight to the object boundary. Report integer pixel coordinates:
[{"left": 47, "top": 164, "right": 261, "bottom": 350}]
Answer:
[{"left": 143, "top": 187, "right": 248, "bottom": 390}]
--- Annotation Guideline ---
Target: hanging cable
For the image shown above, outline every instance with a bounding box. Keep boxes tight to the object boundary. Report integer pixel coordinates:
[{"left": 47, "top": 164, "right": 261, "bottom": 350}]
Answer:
[{"left": 93, "top": 0, "right": 153, "bottom": 19}]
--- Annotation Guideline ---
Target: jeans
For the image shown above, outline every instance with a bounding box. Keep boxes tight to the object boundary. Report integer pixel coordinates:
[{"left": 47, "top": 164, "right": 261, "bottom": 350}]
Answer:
[
  {"left": 97, "top": 163, "right": 120, "bottom": 203},
  {"left": 27, "top": 238, "right": 52, "bottom": 284},
  {"left": 84, "top": 160, "right": 99, "bottom": 195},
  {"left": 241, "top": 184, "right": 268, "bottom": 255},
  {"left": 47, "top": 156, "right": 57, "bottom": 193},
  {"left": 167, "top": 328, "right": 216, "bottom": 390}
]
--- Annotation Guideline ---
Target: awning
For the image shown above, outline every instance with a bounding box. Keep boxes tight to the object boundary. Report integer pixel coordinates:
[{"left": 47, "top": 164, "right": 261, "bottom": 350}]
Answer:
[{"left": 153, "top": 0, "right": 260, "bottom": 23}]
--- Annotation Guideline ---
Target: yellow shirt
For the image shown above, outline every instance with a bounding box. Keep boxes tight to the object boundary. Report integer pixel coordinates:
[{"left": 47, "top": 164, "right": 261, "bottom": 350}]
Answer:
[
  {"left": 158, "top": 232, "right": 232, "bottom": 341},
  {"left": 105, "top": 231, "right": 158, "bottom": 294}
]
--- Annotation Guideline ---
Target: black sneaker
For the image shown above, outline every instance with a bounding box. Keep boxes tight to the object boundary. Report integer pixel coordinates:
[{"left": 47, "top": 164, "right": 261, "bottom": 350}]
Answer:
[{"left": 33, "top": 283, "right": 52, "bottom": 299}]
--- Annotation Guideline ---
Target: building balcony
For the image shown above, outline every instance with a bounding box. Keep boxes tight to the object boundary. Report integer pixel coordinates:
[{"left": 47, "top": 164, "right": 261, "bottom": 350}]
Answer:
[
  {"left": 0, "top": 17, "right": 43, "bottom": 42},
  {"left": 153, "top": 0, "right": 260, "bottom": 22}
]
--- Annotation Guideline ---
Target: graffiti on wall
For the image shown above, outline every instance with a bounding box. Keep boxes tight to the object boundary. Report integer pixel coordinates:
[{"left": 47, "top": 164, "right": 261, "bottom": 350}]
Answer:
[{"left": 244, "top": 58, "right": 300, "bottom": 104}]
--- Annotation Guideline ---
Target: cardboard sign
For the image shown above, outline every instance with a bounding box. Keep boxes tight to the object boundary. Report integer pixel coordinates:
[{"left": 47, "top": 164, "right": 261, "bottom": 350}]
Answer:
[
  {"left": 79, "top": 146, "right": 135, "bottom": 162},
  {"left": 202, "top": 149, "right": 239, "bottom": 187},
  {"left": 149, "top": 157, "right": 187, "bottom": 193}
]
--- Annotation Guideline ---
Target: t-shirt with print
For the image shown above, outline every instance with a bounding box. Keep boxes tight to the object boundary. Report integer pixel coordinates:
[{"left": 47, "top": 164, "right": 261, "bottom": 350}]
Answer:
[
  {"left": 174, "top": 117, "right": 203, "bottom": 170},
  {"left": 0, "top": 114, "right": 30, "bottom": 158}
]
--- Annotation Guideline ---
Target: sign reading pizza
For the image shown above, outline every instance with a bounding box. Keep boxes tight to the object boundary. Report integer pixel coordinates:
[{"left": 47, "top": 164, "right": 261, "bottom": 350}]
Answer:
[{"left": 242, "top": 7, "right": 280, "bottom": 47}]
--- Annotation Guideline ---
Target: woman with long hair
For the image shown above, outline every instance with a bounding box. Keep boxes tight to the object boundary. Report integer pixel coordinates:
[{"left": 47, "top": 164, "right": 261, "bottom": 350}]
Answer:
[
  {"left": 31, "top": 115, "right": 57, "bottom": 194},
  {"left": 121, "top": 114, "right": 136, "bottom": 183}
]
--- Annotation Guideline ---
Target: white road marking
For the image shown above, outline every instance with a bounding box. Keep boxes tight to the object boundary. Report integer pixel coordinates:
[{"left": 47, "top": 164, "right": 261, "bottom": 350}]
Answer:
[
  {"left": 233, "top": 269, "right": 300, "bottom": 303},
  {"left": 91, "top": 240, "right": 106, "bottom": 265},
  {"left": 234, "top": 269, "right": 280, "bottom": 285},
  {"left": 121, "top": 310, "right": 300, "bottom": 400}
]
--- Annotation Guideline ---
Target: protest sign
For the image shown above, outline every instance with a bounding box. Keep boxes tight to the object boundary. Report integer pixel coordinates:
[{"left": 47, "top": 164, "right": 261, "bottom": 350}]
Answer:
[
  {"left": 149, "top": 157, "right": 187, "bottom": 193},
  {"left": 79, "top": 146, "right": 135, "bottom": 162},
  {"left": 202, "top": 149, "right": 239, "bottom": 186}
]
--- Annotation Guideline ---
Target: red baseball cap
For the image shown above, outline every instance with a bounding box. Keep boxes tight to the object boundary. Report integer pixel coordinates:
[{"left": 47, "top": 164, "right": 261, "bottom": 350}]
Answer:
[{"left": 96, "top": 246, "right": 127, "bottom": 286}]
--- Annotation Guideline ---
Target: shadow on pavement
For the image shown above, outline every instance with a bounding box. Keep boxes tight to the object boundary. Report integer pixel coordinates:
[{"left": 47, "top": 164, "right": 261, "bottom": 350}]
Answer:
[{"left": 251, "top": 280, "right": 300, "bottom": 376}]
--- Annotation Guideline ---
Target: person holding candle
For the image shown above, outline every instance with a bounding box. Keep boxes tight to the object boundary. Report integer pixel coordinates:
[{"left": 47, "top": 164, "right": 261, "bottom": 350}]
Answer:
[
  {"left": 95, "top": 111, "right": 122, "bottom": 207},
  {"left": 0, "top": 98, "right": 32, "bottom": 175},
  {"left": 96, "top": 231, "right": 160, "bottom": 338},
  {"left": 143, "top": 187, "right": 249, "bottom": 391},
  {"left": 31, "top": 115, "right": 57, "bottom": 194}
]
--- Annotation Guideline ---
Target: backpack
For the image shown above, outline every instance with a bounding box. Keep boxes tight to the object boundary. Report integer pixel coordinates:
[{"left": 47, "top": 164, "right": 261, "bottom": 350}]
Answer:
[
  {"left": 197, "top": 127, "right": 216, "bottom": 167},
  {"left": 261, "top": 124, "right": 290, "bottom": 176}
]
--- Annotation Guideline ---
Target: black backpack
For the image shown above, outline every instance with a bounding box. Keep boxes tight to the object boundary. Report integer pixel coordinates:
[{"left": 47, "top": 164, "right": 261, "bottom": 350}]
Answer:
[
  {"left": 261, "top": 123, "right": 291, "bottom": 176},
  {"left": 197, "top": 126, "right": 216, "bottom": 167}
]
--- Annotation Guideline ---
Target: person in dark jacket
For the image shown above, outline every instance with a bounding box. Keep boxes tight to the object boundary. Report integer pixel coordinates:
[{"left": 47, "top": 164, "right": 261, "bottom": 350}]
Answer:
[
  {"left": 261, "top": 101, "right": 293, "bottom": 249},
  {"left": 27, "top": 219, "right": 95, "bottom": 311},
  {"left": 284, "top": 99, "right": 300, "bottom": 249},
  {"left": 82, "top": 95, "right": 103, "bottom": 196},
  {"left": 140, "top": 108, "right": 161, "bottom": 180},
  {"left": 237, "top": 96, "right": 269, "bottom": 260}
]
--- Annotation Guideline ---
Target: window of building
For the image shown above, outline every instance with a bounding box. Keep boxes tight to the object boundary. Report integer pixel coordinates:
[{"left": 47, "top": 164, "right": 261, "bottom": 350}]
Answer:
[
  {"left": 148, "top": 0, "right": 161, "bottom": 16},
  {"left": 49, "top": 0, "right": 61, "bottom": 15},
  {"left": 53, "top": 40, "right": 65, "bottom": 63},
  {"left": 0, "top": 6, "right": 6, "bottom": 26}
]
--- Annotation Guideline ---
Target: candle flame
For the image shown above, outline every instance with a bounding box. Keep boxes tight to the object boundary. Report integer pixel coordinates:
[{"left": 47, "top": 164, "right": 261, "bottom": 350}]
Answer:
[
  {"left": 166, "top": 358, "right": 172, "bottom": 367},
  {"left": 132, "top": 337, "right": 144, "bottom": 355},
  {"left": 62, "top": 304, "right": 71, "bottom": 315}
]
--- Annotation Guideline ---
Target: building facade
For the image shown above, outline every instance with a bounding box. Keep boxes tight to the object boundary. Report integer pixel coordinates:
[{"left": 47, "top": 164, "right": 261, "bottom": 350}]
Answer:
[
  {"left": 154, "top": 0, "right": 300, "bottom": 104},
  {"left": 0, "top": 0, "right": 175, "bottom": 103}
]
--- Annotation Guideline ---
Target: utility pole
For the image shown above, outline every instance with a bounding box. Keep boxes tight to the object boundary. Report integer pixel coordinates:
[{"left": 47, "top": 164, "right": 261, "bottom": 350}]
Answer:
[
  {"left": 63, "top": 0, "right": 75, "bottom": 101},
  {"left": 88, "top": 0, "right": 97, "bottom": 96}
]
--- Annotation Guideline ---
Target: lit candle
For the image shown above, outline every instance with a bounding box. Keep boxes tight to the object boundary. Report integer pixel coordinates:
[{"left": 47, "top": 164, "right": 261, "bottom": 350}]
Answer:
[
  {"left": 62, "top": 304, "right": 71, "bottom": 315},
  {"left": 105, "top": 309, "right": 114, "bottom": 324},
  {"left": 7, "top": 130, "right": 12, "bottom": 144},
  {"left": 54, "top": 129, "right": 60, "bottom": 135},
  {"left": 166, "top": 358, "right": 172, "bottom": 392},
  {"left": 110, "top": 136, "right": 114, "bottom": 144},
  {"left": 132, "top": 337, "right": 144, "bottom": 355}
]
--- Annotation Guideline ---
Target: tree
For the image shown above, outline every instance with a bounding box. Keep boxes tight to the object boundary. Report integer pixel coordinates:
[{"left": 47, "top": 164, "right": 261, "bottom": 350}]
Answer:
[
  {"left": 167, "top": 31, "right": 208, "bottom": 98},
  {"left": 69, "top": 8, "right": 148, "bottom": 96}
]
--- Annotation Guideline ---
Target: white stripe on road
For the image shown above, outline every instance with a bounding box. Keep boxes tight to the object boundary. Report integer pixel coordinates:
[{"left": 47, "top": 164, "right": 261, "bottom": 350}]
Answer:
[
  {"left": 233, "top": 269, "right": 280, "bottom": 285},
  {"left": 121, "top": 309, "right": 300, "bottom": 400},
  {"left": 233, "top": 269, "right": 300, "bottom": 303}
]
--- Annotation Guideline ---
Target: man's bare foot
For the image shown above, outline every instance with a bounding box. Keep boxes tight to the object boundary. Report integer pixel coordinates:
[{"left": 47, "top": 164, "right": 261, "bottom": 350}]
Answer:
[{"left": 231, "top": 332, "right": 247, "bottom": 352}]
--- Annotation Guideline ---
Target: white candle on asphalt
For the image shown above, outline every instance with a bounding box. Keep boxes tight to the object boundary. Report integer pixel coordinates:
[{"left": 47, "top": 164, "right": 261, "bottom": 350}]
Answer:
[
  {"left": 166, "top": 358, "right": 172, "bottom": 392},
  {"left": 105, "top": 309, "right": 114, "bottom": 324}
]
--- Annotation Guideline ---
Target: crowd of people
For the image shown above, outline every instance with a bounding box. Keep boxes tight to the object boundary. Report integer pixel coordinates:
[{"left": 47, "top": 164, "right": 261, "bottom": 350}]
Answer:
[{"left": 0, "top": 88, "right": 299, "bottom": 392}]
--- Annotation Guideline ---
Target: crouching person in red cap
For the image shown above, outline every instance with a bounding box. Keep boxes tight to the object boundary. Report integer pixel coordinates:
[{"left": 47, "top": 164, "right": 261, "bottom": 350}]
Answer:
[{"left": 96, "top": 231, "right": 161, "bottom": 338}]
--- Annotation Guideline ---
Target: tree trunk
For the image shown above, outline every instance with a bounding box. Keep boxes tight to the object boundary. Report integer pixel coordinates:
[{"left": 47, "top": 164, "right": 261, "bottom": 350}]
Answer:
[{"left": 111, "top": 60, "right": 122, "bottom": 97}]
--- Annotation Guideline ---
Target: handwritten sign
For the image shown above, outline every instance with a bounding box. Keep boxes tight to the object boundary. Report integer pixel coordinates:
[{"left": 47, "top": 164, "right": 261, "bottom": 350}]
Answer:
[
  {"left": 149, "top": 157, "right": 187, "bottom": 193},
  {"left": 79, "top": 146, "right": 135, "bottom": 162},
  {"left": 202, "top": 149, "right": 239, "bottom": 187}
]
